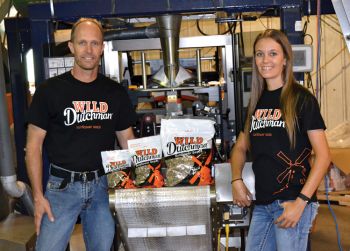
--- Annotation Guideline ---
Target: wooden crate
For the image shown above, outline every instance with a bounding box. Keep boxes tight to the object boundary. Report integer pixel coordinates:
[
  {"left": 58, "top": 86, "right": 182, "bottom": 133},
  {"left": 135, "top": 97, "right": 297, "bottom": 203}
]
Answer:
[{"left": 317, "top": 190, "right": 350, "bottom": 206}]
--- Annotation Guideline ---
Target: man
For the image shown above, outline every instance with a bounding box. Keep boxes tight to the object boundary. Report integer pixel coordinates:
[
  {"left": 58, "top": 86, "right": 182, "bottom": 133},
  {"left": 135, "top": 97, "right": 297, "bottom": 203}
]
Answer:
[{"left": 26, "top": 18, "right": 136, "bottom": 251}]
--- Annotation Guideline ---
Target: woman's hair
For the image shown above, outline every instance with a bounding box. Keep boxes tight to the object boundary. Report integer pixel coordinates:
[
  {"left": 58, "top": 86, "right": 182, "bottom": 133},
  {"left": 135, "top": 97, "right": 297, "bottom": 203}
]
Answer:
[{"left": 245, "top": 29, "right": 302, "bottom": 149}]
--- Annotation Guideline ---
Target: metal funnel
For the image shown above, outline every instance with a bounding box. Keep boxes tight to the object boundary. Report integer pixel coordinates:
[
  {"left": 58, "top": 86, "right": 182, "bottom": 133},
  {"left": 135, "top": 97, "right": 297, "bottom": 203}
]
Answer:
[
  {"left": 156, "top": 14, "right": 182, "bottom": 87},
  {"left": 151, "top": 65, "right": 193, "bottom": 87}
]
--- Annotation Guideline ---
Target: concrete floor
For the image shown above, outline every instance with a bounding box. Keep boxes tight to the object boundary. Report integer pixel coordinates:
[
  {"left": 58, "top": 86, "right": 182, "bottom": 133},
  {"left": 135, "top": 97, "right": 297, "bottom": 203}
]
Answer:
[
  {"left": 70, "top": 204, "right": 350, "bottom": 251},
  {"left": 311, "top": 204, "right": 350, "bottom": 251}
]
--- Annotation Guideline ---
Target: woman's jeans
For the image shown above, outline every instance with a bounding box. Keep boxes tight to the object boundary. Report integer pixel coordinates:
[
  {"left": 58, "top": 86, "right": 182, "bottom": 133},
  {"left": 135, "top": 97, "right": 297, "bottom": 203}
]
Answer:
[
  {"left": 35, "top": 171, "right": 115, "bottom": 251},
  {"left": 246, "top": 200, "right": 318, "bottom": 251}
]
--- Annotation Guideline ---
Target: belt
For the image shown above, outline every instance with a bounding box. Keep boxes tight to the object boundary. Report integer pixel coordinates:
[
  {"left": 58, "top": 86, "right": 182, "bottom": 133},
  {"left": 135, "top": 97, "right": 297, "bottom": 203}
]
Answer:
[{"left": 50, "top": 164, "right": 105, "bottom": 183}]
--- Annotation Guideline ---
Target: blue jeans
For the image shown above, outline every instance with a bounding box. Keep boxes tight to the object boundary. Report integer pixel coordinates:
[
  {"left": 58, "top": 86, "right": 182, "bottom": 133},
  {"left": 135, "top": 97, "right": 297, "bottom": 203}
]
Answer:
[
  {"left": 246, "top": 200, "right": 318, "bottom": 251},
  {"left": 35, "top": 168, "right": 115, "bottom": 251}
]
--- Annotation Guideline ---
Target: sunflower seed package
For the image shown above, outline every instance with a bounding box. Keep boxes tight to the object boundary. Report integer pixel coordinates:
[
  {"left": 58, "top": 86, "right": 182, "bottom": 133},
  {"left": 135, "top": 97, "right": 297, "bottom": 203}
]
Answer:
[
  {"left": 128, "top": 135, "right": 164, "bottom": 188},
  {"left": 101, "top": 149, "right": 135, "bottom": 189},
  {"left": 160, "top": 118, "right": 215, "bottom": 186}
]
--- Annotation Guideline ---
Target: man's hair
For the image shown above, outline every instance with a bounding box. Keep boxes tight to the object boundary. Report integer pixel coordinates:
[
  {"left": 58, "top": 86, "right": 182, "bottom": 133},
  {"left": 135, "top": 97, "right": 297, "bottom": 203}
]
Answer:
[{"left": 70, "top": 18, "right": 104, "bottom": 42}]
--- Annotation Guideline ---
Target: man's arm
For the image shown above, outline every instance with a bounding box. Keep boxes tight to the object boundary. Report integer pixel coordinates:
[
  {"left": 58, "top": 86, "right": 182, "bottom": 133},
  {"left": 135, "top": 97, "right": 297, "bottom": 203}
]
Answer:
[
  {"left": 26, "top": 124, "right": 54, "bottom": 234},
  {"left": 116, "top": 127, "right": 135, "bottom": 149}
]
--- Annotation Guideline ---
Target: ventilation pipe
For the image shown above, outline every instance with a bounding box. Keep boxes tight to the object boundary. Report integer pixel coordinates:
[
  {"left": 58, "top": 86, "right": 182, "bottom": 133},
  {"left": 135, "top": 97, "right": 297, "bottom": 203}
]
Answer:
[
  {"left": 54, "top": 25, "right": 160, "bottom": 56},
  {"left": 104, "top": 25, "right": 159, "bottom": 41},
  {"left": 0, "top": 41, "right": 34, "bottom": 216}
]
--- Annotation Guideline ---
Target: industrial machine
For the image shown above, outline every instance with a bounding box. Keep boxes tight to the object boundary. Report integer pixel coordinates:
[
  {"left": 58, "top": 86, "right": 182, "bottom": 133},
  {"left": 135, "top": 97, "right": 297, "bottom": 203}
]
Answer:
[{"left": 0, "top": 0, "right": 328, "bottom": 250}]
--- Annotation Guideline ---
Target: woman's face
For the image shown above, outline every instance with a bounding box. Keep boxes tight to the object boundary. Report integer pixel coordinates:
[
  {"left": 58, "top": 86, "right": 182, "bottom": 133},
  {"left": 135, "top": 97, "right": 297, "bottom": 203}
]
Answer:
[{"left": 255, "top": 38, "right": 286, "bottom": 89}]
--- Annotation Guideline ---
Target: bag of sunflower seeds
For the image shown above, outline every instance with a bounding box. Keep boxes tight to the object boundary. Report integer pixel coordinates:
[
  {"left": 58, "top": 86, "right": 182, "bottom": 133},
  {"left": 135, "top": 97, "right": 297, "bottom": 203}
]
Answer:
[
  {"left": 160, "top": 118, "right": 215, "bottom": 186},
  {"left": 128, "top": 135, "right": 164, "bottom": 188},
  {"left": 101, "top": 149, "right": 135, "bottom": 189}
]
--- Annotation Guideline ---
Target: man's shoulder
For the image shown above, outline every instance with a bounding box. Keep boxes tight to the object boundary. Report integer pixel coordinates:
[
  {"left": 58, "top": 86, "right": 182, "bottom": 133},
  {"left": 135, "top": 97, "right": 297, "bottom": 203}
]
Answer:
[
  {"left": 97, "top": 74, "right": 126, "bottom": 91},
  {"left": 97, "top": 73, "right": 117, "bottom": 84},
  {"left": 33, "top": 73, "right": 71, "bottom": 98},
  {"left": 44, "top": 72, "right": 70, "bottom": 86}
]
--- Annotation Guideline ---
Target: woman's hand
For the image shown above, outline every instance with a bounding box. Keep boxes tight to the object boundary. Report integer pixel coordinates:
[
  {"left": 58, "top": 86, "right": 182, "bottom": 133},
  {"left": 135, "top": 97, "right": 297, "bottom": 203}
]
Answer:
[
  {"left": 275, "top": 198, "right": 307, "bottom": 228},
  {"left": 232, "top": 180, "right": 252, "bottom": 207}
]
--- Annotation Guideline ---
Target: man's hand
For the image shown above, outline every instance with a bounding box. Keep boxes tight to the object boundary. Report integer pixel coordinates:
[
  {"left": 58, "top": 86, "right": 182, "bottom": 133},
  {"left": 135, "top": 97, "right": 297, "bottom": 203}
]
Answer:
[
  {"left": 34, "top": 196, "right": 55, "bottom": 235},
  {"left": 232, "top": 180, "right": 252, "bottom": 207},
  {"left": 275, "top": 199, "right": 307, "bottom": 228}
]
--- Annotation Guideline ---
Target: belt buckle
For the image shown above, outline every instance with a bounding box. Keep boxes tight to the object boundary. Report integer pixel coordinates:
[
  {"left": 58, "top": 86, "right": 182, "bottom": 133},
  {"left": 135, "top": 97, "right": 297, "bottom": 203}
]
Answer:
[{"left": 80, "top": 172, "right": 87, "bottom": 182}]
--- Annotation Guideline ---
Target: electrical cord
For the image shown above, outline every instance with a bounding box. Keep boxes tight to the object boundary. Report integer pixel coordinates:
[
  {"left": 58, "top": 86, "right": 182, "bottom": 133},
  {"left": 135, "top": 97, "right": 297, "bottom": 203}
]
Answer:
[
  {"left": 327, "top": 15, "right": 342, "bottom": 28},
  {"left": 321, "top": 17, "right": 343, "bottom": 35},
  {"left": 225, "top": 223, "right": 229, "bottom": 251},
  {"left": 302, "top": 19, "right": 313, "bottom": 45},
  {"left": 257, "top": 16, "right": 267, "bottom": 29},
  {"left": 306, "top": 72, "right": 315, "bottom": 95},
  {"left": 315, "top": 0, "right": 321, "bottom": 101},
  {"left": 217, "top": 227, "right": 222, "bottom": 251},
  {"left": 239, "top": 14, "right": 245, "bottom": 57},
  {"left": 213, "top": 136, "right": 226, "bottom": 162},
  {"left": 196, "top": 17, "right": 233, "bottom": 36},
  {"left": 223, "top": 211, "right": 230, "bottom": 251},
  {"left": 319, "top": 66, "right": 322, "bottom": 109},
  {"left": 324, "top": 175, "right": 343, "bottom": 251}
]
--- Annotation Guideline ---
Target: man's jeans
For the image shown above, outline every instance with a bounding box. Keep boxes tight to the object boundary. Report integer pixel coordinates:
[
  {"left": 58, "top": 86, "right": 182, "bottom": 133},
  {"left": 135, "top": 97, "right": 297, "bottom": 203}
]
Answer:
[
  {"left": 35, "top": 170, "right": 115, "bottom": 251},
  {"left": 246, "top": 200, "right": 318, "bottom": 251}
]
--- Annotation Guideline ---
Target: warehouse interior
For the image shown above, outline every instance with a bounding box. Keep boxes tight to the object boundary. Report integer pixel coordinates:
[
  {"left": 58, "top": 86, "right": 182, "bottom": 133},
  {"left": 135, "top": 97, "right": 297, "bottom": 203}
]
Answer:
[{"left": 0, "top": 0, "right": 349, "bottom": 250}]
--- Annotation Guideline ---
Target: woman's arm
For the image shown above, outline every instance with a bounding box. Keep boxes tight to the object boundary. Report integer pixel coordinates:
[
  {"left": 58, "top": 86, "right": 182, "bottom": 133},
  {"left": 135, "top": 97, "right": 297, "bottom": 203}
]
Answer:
[
  {"left": 275, "top": 129, "right": 331, "bottom": 228},
  {"left": 300, "top": 129, "right": 331, "bottom": 198},
  {"left": 230, "top": 132, "right": 252, "bottom": 207}
]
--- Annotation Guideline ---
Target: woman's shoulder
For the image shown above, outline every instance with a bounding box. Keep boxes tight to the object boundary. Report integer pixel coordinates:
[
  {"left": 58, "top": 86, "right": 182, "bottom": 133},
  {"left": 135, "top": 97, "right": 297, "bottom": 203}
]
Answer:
[
  {"left": 294, "top": 83, "right": 318, "bottom": 110},
  {"left": 294, "top": 83, "right": 314, "bottom": 99}
]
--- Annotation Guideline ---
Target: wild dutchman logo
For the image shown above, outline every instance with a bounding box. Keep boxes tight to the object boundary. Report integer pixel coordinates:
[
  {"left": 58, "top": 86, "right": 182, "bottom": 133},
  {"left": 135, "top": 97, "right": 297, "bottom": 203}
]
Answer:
[
  {"left": 135, "top": 148, "right": 158, "bottom": 156},
  {"left": 106, "top": 160, "right": 128, "bottom": 172},
  {"left": 166, "top": 136, "right": 208, "bottom": 155},
  {"left": 63, "top": 101, "right": 113, "bottom": 126},
  {"left": 132, "top": 148, "right": 162, "bottom": 165},
  {"left": 250, "top": 108, "right": 285, "bottom": 132}
]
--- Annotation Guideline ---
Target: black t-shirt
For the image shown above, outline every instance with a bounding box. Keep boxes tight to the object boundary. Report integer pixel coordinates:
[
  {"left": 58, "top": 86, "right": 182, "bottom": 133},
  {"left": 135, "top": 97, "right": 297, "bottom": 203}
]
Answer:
[
  {"left": 28, "top": 72, "right": 137, "bottom": 172},
  {"left": 249, "top": 86, "right": 325, "bottom": 204}
]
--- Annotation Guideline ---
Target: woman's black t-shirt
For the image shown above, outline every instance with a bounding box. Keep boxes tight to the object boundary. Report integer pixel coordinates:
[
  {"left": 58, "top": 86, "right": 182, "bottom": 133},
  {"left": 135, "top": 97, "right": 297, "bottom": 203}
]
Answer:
[{"left": 249, "top": 86, "right": 325, "bottom": 204}]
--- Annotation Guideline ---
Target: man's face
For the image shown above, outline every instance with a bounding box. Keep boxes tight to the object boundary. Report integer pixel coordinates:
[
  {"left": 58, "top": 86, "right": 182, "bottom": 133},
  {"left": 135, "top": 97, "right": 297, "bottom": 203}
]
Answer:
[{"left": 68, "top": 21, "right": 104, "bottom": 72}]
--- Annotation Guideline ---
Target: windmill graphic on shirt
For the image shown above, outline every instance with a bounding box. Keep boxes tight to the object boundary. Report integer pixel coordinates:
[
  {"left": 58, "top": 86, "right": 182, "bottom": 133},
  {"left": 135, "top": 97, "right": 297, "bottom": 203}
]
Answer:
[{"left": 273, "top": 148, "right": 311, "bottom": 195}]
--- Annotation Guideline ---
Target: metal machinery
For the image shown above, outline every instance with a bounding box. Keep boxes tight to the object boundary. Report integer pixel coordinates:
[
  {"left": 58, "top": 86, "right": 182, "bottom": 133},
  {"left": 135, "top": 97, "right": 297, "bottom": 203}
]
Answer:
[
  {"left": 107, "top": 20, "right": 251, "bottom": 249},
  {"left": 2, "top": 0, "right": 326, "bottom": 250}
]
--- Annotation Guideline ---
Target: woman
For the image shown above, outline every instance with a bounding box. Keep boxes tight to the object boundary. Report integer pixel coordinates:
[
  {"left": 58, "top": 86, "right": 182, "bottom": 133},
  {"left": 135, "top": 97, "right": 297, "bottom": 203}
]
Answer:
[{"left": 230, "top": 29, "right": 331, "bottom": 251}]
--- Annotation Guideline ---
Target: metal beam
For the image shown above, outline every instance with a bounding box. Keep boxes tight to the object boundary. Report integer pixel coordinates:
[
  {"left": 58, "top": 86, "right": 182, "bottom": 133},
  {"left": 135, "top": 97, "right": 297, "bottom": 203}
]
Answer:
[
  {"left": 27, "top": 0, "right": 303, "bottom": 20},
  {"left": 29, "top": 19, "right": 55, "bottom": 87}
]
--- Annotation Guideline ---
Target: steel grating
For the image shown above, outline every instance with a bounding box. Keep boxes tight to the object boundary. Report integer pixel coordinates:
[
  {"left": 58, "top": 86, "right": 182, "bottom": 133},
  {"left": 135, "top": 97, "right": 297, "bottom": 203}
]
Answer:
[{"left": 115, "top": 186, "right": 212, "bottom": 251}]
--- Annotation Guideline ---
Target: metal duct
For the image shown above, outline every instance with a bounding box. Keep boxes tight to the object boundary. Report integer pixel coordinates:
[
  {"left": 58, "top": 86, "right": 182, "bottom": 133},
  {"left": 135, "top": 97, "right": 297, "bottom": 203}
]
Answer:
[
  {"left": 0, "top": 41, "right": 34, "bottom": 216},
  {"left": 104, "top": 25, "right": 159, "bottom": 41},
  {"left": 156, "top": 14, "right": 182, "bottom": 87},
  {"left": 53, "top": 25, "right": 160, "bottom": 56}
]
